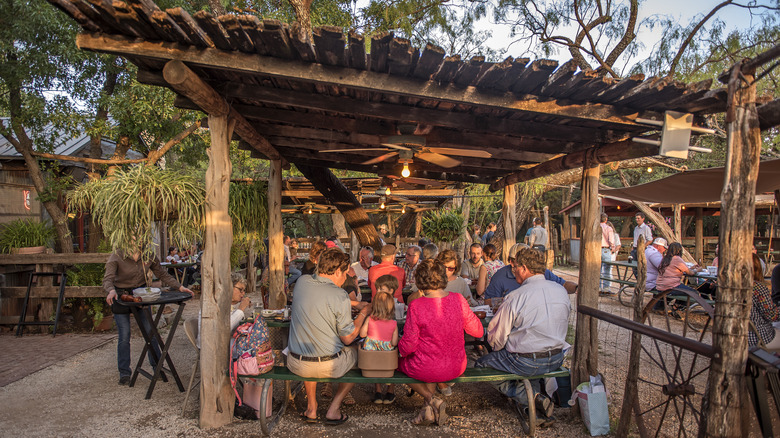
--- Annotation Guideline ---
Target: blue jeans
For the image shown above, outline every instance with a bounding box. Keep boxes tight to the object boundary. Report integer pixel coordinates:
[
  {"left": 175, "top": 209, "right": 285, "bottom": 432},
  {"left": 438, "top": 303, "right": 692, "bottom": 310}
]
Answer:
[
  {"left": 287, "top": 266, "right": 302, "bottom": 285},
  {"left": 115, "top": 310, "right": 161, "bottom": 377},
  {"left": 475, "top": 349, "right": 564, "bottom": 406},
  {"left": 600, "top": 248, "right": 612, "bottom": 290}
]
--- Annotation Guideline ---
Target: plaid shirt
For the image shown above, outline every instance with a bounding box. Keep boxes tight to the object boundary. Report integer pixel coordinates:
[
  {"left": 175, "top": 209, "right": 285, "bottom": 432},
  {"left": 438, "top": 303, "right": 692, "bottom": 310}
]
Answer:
[
  {"left": 750, "top": 281, "right": 780, "bottom": 346},
  {"left": 401, "top": 260, "right": 420, "bottom": 286}
]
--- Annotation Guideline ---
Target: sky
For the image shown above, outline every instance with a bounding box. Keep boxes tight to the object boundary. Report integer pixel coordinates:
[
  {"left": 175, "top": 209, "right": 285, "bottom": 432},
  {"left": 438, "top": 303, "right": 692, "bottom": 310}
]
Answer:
[{"left": 475, "top": 0, "right": 775, "bottom": 74}]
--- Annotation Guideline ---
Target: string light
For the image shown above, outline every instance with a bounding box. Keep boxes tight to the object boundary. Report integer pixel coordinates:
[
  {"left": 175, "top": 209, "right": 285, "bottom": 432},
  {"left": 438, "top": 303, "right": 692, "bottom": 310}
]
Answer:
[
  {"left": 647, "top": 167, "right": 653, "bottom": 173},
  {"left": 402, "top": 205, "right": 406, "bottom": 213},
  {"left": 616, "top": 205, "right": 621, "bottom": 210},
  {"left": 401, "top": 162, "right": 411, "bottom": 178},
  {"left": 380, "top": 201, "right": 385, "bottom": 209},
  {"left": 385, "top": 186, "right": 391, "bottom": 195},
  {"left": 307, "top": 205, "right": 312, "bottom": 214}
]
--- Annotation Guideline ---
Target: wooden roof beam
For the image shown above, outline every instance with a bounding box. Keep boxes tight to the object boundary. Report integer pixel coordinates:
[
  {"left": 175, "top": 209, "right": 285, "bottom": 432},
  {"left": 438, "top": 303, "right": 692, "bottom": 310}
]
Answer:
[
  {"left": 160, "top": 60, "right": 286, "bottom": 164},
  {"left": 489, "top": 141, "right": 659, "bottom": 192},
  {"left": 77, "top": 33, "right": 662, "bottom": 128},
  {"left": 282, "top": 189, "right": 459, "bottom": 197}
]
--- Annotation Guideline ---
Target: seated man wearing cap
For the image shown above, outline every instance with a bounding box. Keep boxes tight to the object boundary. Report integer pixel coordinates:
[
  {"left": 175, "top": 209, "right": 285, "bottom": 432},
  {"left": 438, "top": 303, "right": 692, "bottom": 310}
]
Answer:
[
  {"left": 645, "top": 237, "right": 668, "bottom": 291},
  {"left": 288, "top": 248, "right": 372, "bottom": 424},
  {"left": 482, "top": 243, "right": 577, "bottom": 300},
  {"left": 475, "top": 247, "right": 570, "bottom": 426},
  {"left": 367, "top": 244, "right": 405, "bottom": 301}
]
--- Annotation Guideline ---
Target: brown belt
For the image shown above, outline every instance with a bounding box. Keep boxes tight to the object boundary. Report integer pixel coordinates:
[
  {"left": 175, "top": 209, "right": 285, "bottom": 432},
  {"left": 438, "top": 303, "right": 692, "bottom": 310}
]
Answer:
[
  {"left": 515, "top": 348, "right": 563, "bottom": 359},
  {"left": 290, "top": 350, "right": 343, "bottom": 362}
]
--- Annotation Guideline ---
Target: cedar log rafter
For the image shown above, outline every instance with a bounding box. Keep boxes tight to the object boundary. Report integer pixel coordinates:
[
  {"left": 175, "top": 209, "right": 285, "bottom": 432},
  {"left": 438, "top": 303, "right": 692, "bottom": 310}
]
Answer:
[
  {"left": 77, "top": 33, "right": 662, "bottom": 129},
  {"left": 160, "top": 60, "right": 286, "bottom": 164},
  {"left": 489, "top": 141, "right": 659, "bottom": 191}
]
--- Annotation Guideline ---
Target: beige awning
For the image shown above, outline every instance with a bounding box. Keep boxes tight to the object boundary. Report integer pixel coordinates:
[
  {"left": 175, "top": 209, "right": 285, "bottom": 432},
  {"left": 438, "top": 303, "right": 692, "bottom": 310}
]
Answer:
[{"left": 601, "top": 159, "right": 780, "bottom": 204}]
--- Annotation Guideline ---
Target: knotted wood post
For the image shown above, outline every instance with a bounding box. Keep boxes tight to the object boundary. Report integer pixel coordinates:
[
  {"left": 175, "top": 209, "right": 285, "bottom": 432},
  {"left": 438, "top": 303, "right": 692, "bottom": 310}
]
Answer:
[
  {"left": 700, "top": 59, "right": 762, "bottom": 438},
  {"left": 268, "top": 159, "right": 285, "bottom": 309},
  {"left": 199, "top": 114, "right": 235, "bottom": 428},
  {"left": 573, "top": 154, "right": 600, "bottom": 400},
  {"left": 501, "top": 184, "right": 517, "bottom": 261}
]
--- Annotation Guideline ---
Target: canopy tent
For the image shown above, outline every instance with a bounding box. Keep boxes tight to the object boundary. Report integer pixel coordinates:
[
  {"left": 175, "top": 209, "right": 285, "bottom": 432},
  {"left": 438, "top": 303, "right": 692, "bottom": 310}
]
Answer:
[{"left": 600, "top": 158, "right": 780, "bottom": 204}]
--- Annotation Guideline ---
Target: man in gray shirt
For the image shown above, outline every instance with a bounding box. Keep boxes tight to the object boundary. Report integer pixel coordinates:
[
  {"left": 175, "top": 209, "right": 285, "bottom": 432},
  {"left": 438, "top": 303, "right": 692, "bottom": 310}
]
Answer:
[
  {"left": 288, "top": 248, "right": 372, "bottom": 425},
  {"left": 461, "top": 242, "right": 484, "bottom": 280},
  {"left": 528, "top": 218, "right": 548, "bottom": 251},
  {"left": 475, "top": 247, "right": 570, "bottom": 426}
]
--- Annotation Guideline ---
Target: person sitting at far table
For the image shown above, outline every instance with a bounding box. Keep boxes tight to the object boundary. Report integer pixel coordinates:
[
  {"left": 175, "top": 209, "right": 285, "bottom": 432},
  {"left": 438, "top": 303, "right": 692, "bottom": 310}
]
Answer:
[
  {"left": 437, "top": 249, "right": 478, "bottom": 307},
  {"left": 350, "top": 246, "right": 378, "bottom": 283},
  {"left": 476, "top": 244, "right": 504, "bottom": 298},
  {"left": 288, "top": 248, "right": 372, "bottom": 425},
  {"left": 750, "top": 253, "right": 780, "bottom": 350},
  {"left": 401, "top": 245, "right": 422, "bottom": 289},
  {"left": 475, "top": 247, "right": 570, "bottom": 427},
  {"left": 368, "top": 244, "right": 405, "bottom": 302},
  {"left": 653, "top": 242, "right": 700, "bottom": 313},
  {"left": 301, "top": 240, "right": 327, "bottom": 276},
  {"left": 461, "top": 243, "right": 484, "bottom": 281},
  {"left": 483, "top": 244, "right": 577, "bottom": 301}
]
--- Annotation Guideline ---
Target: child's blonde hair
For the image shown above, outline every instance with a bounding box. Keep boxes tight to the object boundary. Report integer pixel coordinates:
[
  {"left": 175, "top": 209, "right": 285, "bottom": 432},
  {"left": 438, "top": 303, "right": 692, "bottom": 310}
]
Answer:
[{"left": 371, "top": 290, "right": 395, "bottom": 321}]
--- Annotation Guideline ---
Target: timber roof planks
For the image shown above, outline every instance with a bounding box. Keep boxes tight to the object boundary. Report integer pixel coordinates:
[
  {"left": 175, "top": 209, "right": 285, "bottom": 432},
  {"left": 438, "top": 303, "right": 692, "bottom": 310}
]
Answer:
[{"left": 49, "top": 0, "right": 731, "bottom": 184}]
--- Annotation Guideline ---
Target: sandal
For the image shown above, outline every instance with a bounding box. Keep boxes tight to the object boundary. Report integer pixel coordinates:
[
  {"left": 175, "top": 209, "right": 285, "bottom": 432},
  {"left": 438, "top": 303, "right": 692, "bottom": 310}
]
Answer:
[
  {"left": 411, "top": 404, "right": 435, "bottom": 426},
  {"left": 343, "top": 391, "right": 356, "bottom": 405},
  {"left": 429, "top": 397, "right": 448, "bottom": 425},
  {"left": 324, "top": 413, "right": 349, "bottom": 425},
  {"left": 320, "top": 383, "right": 333, "bottom": 399},
  {"left": 299, "top": 413, "right": 319, "bottom": 424}
]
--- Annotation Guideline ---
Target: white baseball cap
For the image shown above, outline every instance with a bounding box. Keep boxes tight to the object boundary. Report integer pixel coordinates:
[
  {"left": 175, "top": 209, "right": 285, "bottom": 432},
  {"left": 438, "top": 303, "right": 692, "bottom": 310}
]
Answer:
[{"left": 652, "top": 237, "right": 668, "bottom": 248}]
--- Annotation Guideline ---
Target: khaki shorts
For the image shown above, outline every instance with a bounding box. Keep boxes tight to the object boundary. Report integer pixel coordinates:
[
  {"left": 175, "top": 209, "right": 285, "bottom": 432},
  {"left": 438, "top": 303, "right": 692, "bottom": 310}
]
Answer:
[{"left": 287, "top": 345, "right": 357, "bottom": 379}]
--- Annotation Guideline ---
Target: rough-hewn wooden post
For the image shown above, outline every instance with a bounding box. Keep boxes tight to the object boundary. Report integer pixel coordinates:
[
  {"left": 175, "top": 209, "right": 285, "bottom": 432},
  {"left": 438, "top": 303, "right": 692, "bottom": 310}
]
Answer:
[
  {"left": 246, "top": 238, "right": 257, "bottom": 293},
  {"left": 617, "top": 235, "right": 647, "bottom": 436},
  {"left": 573, "top": 156, "right": 600, "bottom": 395},
  {"left": 268, "top": 159, "right": 284, "bottom": 310},
  {"left": 695, "top": 207, "right": 704, "bottom": 264},
  {"left": 415, "top": 213, "right": 422, "bottom": 238},
  {"left": 501, "top": 184, "right": 517, "bottom": 261},
  {"left": 543, "top": 205, "right": 553, "bottom": 269},
  {"left": 699, "top": 60, "right": 761, "bottom": 438},
  {"left": 199, "top": 114, "right": 235, "bottom": 428},
  {"left": 673, "top": 204, "right": 682, "bottom": 242}
]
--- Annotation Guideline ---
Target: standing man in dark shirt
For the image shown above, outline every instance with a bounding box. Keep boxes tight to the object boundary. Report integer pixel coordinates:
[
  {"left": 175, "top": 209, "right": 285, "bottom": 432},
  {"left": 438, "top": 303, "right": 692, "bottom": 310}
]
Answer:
[{"left": 103, "top": 249, "right": 193, "bottom": 385}]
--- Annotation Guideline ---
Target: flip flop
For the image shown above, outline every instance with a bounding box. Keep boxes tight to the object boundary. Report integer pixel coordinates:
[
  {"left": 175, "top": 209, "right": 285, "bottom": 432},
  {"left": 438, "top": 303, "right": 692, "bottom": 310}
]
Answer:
[
  {"left": 324, "top": 414, "right": 349, "bottom": 425},
  {"left": 299, "top": 413, "right": 319, "bottom": 424}
]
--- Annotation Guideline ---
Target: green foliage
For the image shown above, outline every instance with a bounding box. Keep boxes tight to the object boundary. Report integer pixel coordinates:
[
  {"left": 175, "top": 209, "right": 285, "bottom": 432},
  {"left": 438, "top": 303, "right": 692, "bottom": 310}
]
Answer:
[
  {"left": 67, "top": 165, "right": 205, "bottom": 260},
  {"left": 86, "top": 297, "right": 109, "bottom": 329},
  {"left": 66, "top": 264, "right": 105, "bottom": 286},
  {"left": 0, "top": 219, "right": 55, "bottom": 252},
  {"left": 230, "top": 180, "right": 268, "bottom": 266},
  {"left": 422, "top": 208, "right": 465, "bottom": 244}
]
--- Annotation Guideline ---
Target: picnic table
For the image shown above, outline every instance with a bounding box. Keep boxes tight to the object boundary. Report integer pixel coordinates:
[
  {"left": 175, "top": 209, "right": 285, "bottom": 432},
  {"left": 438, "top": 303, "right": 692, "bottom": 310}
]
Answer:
[
  {"left": 114, "top": 290, "right": 192, "bottom": 399},
  {"left": 601, "top": 260, "right": 638, "bottom": 306}
]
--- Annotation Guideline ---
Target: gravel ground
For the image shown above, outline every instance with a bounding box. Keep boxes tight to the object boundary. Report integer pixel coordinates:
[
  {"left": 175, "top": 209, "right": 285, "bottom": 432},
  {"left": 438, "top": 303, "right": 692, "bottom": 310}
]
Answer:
[{"left": 0, "top": 267, "right": 775, "bottom": 437}]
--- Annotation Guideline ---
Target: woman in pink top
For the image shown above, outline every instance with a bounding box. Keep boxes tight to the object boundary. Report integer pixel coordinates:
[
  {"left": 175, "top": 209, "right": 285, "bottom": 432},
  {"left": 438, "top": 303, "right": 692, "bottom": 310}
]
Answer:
[
  {"left": 398, "top": 259, "right": 484, "bottom": 426},
  {"left": 656, "top": 242, "right": 699, "bottom": 294}
]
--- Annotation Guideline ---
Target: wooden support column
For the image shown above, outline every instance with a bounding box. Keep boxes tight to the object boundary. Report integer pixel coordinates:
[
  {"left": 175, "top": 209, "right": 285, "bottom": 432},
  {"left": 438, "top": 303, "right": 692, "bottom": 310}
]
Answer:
[
  {"left": 701, "top": 60, "right": 762, "bottom": 438},
  {"left": 246, "top": 238, "right": 257, "bottom": 293},
  {"left": 543, "top": 205, "right": 553, "bottom": 269},
  {"left": 695, "top": 208, "right": 704, "bottom": 264},
  {"left": 573, "top": 157, "right": 600, "bottom": 397},
  {"left": 501, "top": 184, "right": 517, "bottom": 262},
  {"left": 294, "top": 163, "right": 382, "bottom": 252},
  {"left": 199, "top": 114, "right": 235, "bottom": 428},
  {"left": 673, "top": 204, "right": 682, "bottom": 242},
  {"left": 268, "top": 159, "right": 284, "bottom": 309},
  {"left": 415, "top": 213, "right": 422, "bottom": 238}
]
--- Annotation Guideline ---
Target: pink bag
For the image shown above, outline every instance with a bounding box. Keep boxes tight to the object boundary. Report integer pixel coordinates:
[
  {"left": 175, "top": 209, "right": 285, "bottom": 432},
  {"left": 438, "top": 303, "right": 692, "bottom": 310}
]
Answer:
[{"left": 236, "top": 352, "right": 260, "bottom": 375}]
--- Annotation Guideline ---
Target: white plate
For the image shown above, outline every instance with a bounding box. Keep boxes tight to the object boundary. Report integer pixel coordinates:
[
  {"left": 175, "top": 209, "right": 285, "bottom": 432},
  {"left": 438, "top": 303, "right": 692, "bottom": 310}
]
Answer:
[{"left": 133, "top": 287, "right": 161, "bottom": 295}]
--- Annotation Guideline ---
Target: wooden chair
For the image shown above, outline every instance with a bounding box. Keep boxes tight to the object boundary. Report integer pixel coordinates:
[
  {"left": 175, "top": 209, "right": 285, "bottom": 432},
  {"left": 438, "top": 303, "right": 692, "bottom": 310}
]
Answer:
[{"left": 181, "top": 318, "right": 200, "bottom": 415}]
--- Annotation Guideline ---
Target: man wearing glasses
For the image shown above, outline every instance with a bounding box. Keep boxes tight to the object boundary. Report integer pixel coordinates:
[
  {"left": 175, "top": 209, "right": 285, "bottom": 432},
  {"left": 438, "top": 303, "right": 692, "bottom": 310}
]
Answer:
[
  {"left": 475, "top": 247, "right": 570, "bottom": 427},
  {"left": 350, "top": 246, "right": 378, "bottom": 283},
  {"left": 482, "top": 244, "right": 576, "bottom": 301},
  {"left": 401, "top": 245, "right": 422, "bottom": 288}
]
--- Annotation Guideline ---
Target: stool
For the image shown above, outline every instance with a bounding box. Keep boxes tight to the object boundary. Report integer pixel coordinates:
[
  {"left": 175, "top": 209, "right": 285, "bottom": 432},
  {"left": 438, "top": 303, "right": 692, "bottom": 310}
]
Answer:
[{"left": 16, "top": 272, "right": 67, "bottom": 337}]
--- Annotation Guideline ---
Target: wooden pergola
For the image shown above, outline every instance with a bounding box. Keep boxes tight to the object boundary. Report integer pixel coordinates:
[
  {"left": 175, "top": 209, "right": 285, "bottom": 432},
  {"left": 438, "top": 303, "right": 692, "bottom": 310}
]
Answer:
[{"left": 47, "top": 0, "right": 779, "bottom": 433}]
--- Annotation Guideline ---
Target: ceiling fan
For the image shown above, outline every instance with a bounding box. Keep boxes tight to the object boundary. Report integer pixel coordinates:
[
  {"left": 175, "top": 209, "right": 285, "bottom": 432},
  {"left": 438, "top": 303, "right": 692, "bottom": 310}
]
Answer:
[{"left": 318, "top": 124, "right": 491, "bottom": 168}]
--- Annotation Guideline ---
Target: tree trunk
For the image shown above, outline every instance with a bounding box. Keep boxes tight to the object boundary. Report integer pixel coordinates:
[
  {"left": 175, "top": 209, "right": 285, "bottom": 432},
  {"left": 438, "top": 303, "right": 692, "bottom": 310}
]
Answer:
[
  {"left": 700, "top": 61, "right": 761, "bottom": 438},
  {"left": 268, "top": 160, "right": 285, "bottom": 309},
  {"left": 199, "top": 114, "right": 235, "bottom": 428},
  {"left": 288, "top": 0, "right": 314, "bottom": 38},
  {"left": 332, "top": 212, "right": 348, "bottom": 239},
  {"left": 673, "top": 204, "right": 682, "bottom": 242},
  {"left": 572, "top": 159, "right": 600, "bottom": 397},
  {"left": 501, "top": 185, "right": 517, "bottom": 261}
]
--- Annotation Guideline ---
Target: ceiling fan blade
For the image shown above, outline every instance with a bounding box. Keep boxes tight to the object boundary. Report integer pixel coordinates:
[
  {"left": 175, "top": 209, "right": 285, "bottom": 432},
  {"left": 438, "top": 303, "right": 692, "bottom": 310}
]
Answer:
[
  {"left": 361, "top": 151, "right": 398, "bottom": 165},
  {"left": 380, "top": 143, "right": 413, "bottom": 151},
  {"left": 416, "top": 152, "right": 461, "bottom": 168},
  {"left": 319, "top": 148, "right": 391, "bottom": 153},
  {"left": 426, "top": 147, "right": 492, "bottom": 158}
]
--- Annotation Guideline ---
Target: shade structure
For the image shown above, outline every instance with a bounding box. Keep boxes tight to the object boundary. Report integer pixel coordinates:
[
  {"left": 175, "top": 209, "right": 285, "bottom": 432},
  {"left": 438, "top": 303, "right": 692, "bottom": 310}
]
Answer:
[{"left": 600, "top": 159, "right": 780, "bottom": 204}]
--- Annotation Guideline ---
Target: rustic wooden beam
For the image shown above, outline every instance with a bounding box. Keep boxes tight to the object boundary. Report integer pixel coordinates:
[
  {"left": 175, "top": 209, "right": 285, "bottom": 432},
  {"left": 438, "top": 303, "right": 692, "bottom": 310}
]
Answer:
[
  {"left": 0, "top": 286, "right": 104, "bottom": 298},
  {"left": 695, "top": 207, "right": 704, "bottom": 263},
  {"left": 0, "top": 253, "right": 111, "bottom": 265},
  {"left": 702, "top": 60, "right": 762, "bottom": 437},
  {"left": 572, "top": 159, "right": 601, "bottom": 400},
  {"left": 76, "top": 33, "right": 662, "bottom": 128},
  {"left": 282, "top": 189, "right": 459, "bottom": 197},
  {"left": 489, "top": 141, "right": 656, "bottom": 191},
  {"left": 293, "top": 162, "right": 383, "bottom": 252},
  {"left": 199, "top": 113, "right": 235, "bottom": 428},
  {"left": 160, "top": 60, "right": 284, "bottom": 163},
  {"left": 268, "top": 159, "right": 285, "bottom": 309},
  {"left": 501, "top": 185, "right": 517, "bottom": 262}
]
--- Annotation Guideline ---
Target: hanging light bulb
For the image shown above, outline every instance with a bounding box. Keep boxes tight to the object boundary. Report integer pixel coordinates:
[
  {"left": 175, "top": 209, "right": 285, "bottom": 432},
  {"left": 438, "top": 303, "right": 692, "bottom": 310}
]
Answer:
[
  {"left": 401, "top": 162, "right": 411, "bottom": 178},
  {"left": 402, "top": 205, "right": 406, "bottom": 213},
  {"left": 380, "top": 201, "right": 386, "bottom": 209},
  {"left": 307, "top": 205, "right": 312, "bottom": 214},
  {"left": 385, "top": 186, "right": 391, "bottom": 196},
  {"left": 616, "top": 205, "right": 621, "bottom": 210},
  {"left": 647, "top": 167, "right": 653, "bottom": 173}
]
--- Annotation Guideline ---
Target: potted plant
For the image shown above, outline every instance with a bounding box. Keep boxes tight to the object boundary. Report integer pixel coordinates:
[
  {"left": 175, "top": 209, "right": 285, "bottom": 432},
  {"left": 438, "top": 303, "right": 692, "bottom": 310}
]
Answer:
[
  {"left": 421, "top": 208, "right": 465, "bottom": 251},
  {"left": 0, "top": 219, "right": 55, "bottom": 254}
]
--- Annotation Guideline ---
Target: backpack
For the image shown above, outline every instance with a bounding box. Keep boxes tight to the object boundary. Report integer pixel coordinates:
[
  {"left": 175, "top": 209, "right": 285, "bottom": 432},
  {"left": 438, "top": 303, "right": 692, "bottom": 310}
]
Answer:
[{"left": 229, "top": 315, "right": 274, "bottom": 405}]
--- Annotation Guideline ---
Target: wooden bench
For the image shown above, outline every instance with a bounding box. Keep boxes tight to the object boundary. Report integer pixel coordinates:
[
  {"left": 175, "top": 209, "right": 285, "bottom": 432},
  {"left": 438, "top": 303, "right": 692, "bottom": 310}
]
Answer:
[{"left": 239, "top": 365, "right": 570, "bottom": 436}]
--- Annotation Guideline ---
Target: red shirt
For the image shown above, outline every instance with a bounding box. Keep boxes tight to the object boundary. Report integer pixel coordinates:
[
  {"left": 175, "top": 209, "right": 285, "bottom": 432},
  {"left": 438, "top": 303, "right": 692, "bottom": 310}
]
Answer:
[{"left": 368, "top": 261, "right": 406, "bottom": 301}]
